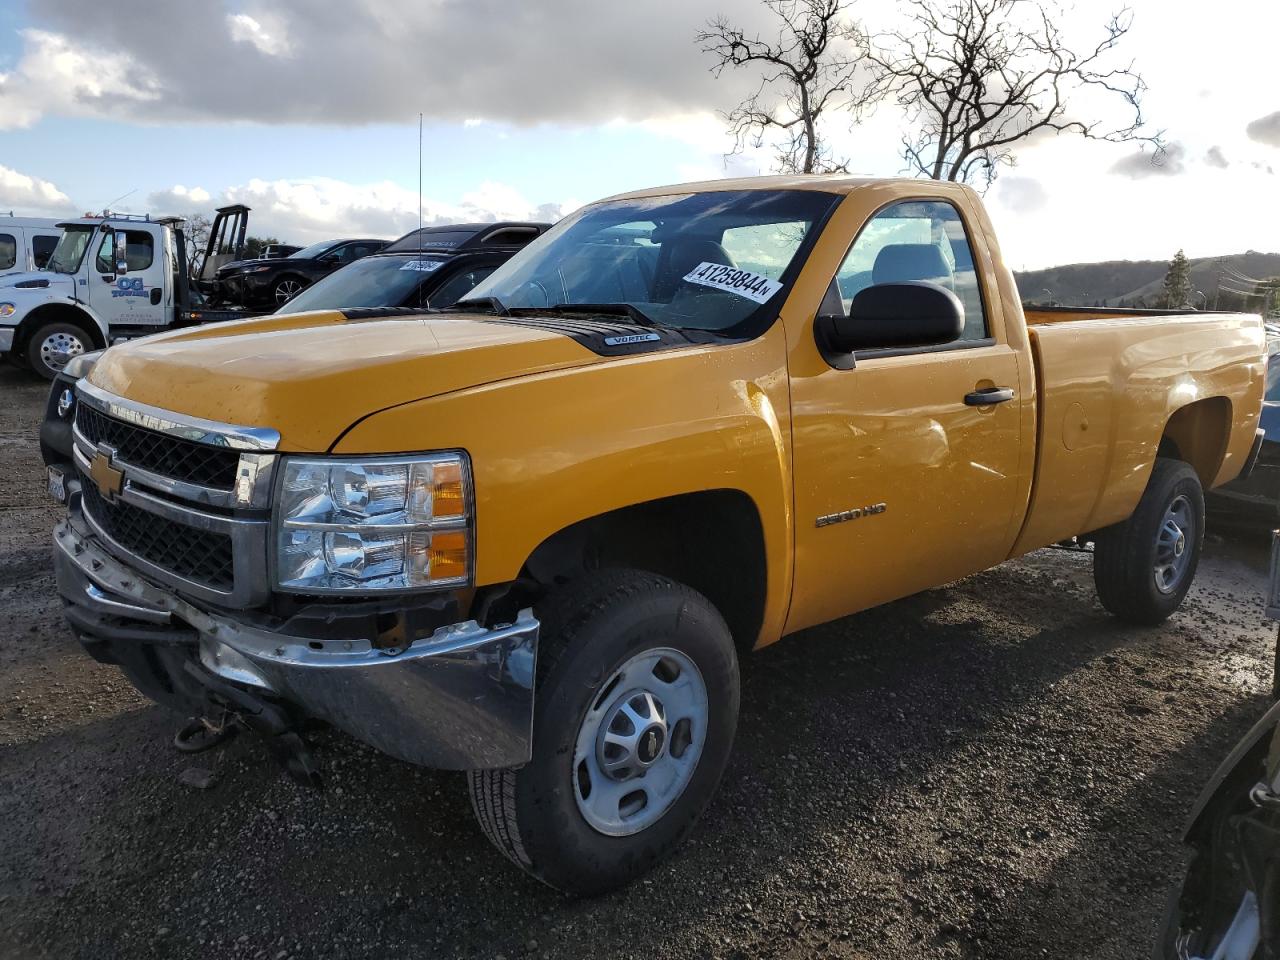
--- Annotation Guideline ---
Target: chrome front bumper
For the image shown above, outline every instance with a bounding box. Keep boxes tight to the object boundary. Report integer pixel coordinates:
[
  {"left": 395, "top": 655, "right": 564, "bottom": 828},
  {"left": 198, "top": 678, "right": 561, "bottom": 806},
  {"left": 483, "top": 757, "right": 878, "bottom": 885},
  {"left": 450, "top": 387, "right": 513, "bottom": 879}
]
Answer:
[{"left": 54, "top": 513, "right": 537, "bottom": 769}]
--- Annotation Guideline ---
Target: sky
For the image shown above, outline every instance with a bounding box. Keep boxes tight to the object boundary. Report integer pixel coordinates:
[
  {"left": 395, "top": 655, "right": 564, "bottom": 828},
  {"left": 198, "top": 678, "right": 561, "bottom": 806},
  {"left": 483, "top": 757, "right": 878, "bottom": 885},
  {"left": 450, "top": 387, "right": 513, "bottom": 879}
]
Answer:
[{"left": 1, "top": 0, "right": 1277, "bottom": 271}]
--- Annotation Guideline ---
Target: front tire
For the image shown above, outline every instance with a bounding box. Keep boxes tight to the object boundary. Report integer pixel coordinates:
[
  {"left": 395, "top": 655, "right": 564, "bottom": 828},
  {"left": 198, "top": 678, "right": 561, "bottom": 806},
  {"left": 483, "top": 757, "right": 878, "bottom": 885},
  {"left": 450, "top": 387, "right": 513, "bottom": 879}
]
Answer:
[
  {"left": 1094, "top": 457, "right": 1204, "bottom": 625},
  {"left": 26, "top": 321, "right": 90, "bottom": 380},
  {"left": 469, "top": 569, "right": 739, "bottom": 896},
  {"left": 272, "top": 276, "right": 305, "bottom": 305}
]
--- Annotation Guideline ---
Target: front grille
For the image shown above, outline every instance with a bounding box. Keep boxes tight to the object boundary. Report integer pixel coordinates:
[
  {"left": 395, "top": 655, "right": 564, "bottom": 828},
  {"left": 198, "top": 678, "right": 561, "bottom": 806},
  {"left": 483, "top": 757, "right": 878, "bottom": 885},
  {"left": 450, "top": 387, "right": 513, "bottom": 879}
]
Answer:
[
  {"left": 76, "top": 404, "right": 241, "bottom": 489},
  {"left": 80, "top": 476, "right": 235, "bottom": 591}
]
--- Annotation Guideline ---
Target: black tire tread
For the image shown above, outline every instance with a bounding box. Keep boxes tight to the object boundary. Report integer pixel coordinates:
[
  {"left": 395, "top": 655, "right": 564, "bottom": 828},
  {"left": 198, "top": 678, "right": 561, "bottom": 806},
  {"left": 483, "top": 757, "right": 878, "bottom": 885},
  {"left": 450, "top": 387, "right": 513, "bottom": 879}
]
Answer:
[
  {"left": 467, "top": 568, "right": 721, "bottom": 886},
  {"left": 1093, "top": 457, "right": 1203, "bottom": 625}
]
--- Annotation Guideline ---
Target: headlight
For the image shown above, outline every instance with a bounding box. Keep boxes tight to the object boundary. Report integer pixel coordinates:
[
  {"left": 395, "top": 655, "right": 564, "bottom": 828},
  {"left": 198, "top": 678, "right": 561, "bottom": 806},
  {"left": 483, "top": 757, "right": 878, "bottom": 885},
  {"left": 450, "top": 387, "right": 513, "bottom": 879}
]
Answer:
[
  {"left": 0, "top": 302, "right": 14, "bottom": 317},
  {"left": 274, "top": 453, "right": 472, "bottom": 592},
  {"left": 249, "top": 265, "right": 274, "bottom": 273},
  {"left": 62, "top": 349, "right": 105, "bottom": 379}
]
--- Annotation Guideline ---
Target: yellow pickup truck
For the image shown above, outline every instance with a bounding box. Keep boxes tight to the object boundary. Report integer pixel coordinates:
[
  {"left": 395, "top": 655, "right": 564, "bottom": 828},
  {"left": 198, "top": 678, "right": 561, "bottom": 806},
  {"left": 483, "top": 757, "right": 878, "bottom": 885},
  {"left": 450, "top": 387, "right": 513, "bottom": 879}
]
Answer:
[{"left": 43, "top": 175, "right": 1266, "bottom": 895}]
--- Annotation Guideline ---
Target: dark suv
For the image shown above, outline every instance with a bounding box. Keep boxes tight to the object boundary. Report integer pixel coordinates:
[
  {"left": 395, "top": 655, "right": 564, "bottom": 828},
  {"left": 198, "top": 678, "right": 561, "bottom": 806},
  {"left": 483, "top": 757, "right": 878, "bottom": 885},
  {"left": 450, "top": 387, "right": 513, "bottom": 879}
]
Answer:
[
  {"left": 273, "top": 222, "right": 550, "bottom": 316},
  {"left": 215, "top": 238, "right": 389, "bottom": 307}
]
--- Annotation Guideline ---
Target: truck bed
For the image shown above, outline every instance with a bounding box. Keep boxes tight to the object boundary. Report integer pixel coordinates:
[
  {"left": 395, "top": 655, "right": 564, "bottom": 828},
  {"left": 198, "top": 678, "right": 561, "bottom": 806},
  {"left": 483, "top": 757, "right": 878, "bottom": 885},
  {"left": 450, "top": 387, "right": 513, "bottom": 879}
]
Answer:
[{"left": 1010, "top": 308, "right": 1266, "bottom": 556}]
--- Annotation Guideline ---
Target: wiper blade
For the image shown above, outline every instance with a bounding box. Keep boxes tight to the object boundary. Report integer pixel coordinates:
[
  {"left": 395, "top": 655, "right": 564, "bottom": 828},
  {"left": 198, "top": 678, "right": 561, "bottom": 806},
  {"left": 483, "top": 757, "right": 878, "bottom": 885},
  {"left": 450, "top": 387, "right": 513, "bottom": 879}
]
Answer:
[
  {"left": 450, "top": 296, "right": 509, "bottom": 316},
  {"left": 520, "top": 302, "right": 659, "bottom": 327}
]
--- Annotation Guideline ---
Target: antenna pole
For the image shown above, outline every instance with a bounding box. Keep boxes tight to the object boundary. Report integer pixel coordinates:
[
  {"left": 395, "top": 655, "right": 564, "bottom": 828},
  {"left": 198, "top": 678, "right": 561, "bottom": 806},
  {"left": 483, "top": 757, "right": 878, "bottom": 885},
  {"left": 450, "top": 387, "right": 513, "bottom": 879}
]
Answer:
[{"left": 418, "top": 113, "right": 423, "bottom": 251}]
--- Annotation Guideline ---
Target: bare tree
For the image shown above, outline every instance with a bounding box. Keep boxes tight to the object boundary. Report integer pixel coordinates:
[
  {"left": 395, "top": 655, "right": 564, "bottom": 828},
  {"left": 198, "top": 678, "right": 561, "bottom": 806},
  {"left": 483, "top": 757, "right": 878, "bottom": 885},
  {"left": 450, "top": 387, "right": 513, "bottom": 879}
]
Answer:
[
  {"left": 181, "top": 212, "right": 212, "bottom": 278},
  {"left": 697, "top": 0, "right": 876, "bottom": 174},
  {"left": 872, "top": 0, "right": 1161, "bottom": 186}
]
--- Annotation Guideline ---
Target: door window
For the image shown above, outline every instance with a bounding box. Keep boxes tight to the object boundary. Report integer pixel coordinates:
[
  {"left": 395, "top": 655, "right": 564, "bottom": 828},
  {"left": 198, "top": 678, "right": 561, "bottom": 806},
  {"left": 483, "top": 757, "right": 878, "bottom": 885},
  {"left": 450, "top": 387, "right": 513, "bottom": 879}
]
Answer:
[
  {"left": 0, "top": 233, "right": 15, "bottom": 270},
  {"left": 833, "top": 200, "right": 987, "bottom": 341},
  {"left": 95, "top": 230, "right": 155, "bottom": 273}
]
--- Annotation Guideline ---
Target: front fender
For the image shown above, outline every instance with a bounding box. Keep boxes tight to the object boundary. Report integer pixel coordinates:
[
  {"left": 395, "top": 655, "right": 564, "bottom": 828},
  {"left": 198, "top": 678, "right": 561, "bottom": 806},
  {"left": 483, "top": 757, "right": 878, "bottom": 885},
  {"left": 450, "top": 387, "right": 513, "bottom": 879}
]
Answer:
[
  {"left": 13, "top": 292, "right": 109, "bottom": 346},
  {"left": 333, "top": 323, "right": 797, "bottom": 647}
]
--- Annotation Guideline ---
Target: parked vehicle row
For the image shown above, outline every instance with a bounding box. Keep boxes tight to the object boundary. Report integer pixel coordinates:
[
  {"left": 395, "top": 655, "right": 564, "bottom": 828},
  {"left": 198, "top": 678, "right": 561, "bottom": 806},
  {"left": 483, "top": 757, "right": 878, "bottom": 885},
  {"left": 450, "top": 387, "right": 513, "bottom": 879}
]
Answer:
[
  {"left": 1, "top": 207, "right": 551, "bottom": 379},
  {"left": 40, "top": 174, "right": 1267, "bottom": 895}
]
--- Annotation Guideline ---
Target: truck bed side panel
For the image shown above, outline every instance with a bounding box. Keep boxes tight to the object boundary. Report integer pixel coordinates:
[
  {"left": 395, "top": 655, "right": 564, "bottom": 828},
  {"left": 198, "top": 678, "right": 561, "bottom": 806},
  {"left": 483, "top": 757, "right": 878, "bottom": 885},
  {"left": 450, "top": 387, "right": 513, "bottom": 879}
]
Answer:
[{"left": 1010, "top": 312, "right": 1264, "bottom": 557}]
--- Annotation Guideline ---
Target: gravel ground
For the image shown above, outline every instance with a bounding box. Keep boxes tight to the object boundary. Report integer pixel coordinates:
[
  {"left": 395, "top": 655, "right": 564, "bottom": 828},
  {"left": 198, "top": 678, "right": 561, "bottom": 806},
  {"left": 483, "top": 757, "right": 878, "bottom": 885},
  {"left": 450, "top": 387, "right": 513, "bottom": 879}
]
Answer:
[{"left": 1, "top": 361, "right": 1276, "bottom": 960}]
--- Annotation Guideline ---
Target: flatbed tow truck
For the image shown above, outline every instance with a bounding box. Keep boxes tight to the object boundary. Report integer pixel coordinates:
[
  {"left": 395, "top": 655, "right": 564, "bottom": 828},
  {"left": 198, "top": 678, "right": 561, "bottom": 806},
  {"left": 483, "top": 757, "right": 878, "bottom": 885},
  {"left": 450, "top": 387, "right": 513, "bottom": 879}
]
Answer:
[{"left": 0, "top": 204, "right": 266, "bottom": 378}]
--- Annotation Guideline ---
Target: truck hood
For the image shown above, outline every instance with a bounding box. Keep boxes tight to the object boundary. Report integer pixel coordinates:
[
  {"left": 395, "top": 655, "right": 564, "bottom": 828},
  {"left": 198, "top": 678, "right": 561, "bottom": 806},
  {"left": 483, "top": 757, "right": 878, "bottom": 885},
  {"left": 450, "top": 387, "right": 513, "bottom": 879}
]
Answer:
[
  {"left": 87, "top": 310, "right": 606, "bottom": 451},
  {"left": 0, "top": 270, "right": 71, "bottom": 292}
]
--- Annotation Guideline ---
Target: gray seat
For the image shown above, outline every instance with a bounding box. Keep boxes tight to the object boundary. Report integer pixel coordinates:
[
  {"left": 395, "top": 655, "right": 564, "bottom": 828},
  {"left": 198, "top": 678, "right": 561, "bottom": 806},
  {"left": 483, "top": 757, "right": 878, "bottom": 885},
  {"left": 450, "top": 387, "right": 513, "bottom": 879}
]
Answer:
[{"left": 871, "top": 243, "right": 954, "bottom": 288}]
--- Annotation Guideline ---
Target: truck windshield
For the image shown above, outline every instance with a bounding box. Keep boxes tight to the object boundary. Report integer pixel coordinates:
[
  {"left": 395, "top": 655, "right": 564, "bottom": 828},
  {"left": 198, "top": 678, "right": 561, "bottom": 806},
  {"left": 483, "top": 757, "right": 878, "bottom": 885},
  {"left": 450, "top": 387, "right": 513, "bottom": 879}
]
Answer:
[
  {"left": 465, "top": 189, "right": 840, "bottom": 333},
  {"left": 46, "top": 226, "right": 95, "bottom": 275},
  {"left": 275, "top": 254, "right": 447, "bottom": 314}
]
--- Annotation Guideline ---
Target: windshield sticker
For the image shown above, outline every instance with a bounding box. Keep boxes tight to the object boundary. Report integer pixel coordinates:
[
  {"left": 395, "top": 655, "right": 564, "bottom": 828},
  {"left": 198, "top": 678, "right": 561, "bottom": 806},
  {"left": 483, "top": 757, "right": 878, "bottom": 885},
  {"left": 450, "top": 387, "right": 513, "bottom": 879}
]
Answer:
[
  {"left": 400, "top": 260, "right": 444, "bottom": 272},
  {"left": 682, "top": 262, "right": 783, "bottom": 304}
]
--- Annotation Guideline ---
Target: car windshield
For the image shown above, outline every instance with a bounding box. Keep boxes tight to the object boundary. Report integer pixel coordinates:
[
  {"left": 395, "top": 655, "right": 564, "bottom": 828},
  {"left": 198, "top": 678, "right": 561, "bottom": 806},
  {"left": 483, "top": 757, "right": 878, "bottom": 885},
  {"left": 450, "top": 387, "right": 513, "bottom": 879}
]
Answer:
[
  {"left": 288, "top": 241, "right": 337, "bottom": 260},
  {"left": 465, "top": 189, "right": 839, "bottom": 332},
  {"left": 46, "top": 225, "right": 95, "bottom": 275},
  {"left": 275, "top": 255, "right": 447, "bottom": 314}
]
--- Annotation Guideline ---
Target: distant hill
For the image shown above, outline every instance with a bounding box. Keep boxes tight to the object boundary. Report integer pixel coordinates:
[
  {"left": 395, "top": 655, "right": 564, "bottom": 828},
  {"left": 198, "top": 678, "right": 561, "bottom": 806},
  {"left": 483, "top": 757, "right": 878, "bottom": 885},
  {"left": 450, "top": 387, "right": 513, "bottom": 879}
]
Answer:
[{"left": 1014, "top": 251, "right": 1280, "bottom": 308}]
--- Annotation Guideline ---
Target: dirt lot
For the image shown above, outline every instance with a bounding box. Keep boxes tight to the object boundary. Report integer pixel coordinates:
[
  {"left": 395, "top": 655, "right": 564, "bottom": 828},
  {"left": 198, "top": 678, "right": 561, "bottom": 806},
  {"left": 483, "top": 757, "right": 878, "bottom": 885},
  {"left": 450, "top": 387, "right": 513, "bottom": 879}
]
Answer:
[{"left": 1, "top": 362, "right": 1276, "bottom": 960}]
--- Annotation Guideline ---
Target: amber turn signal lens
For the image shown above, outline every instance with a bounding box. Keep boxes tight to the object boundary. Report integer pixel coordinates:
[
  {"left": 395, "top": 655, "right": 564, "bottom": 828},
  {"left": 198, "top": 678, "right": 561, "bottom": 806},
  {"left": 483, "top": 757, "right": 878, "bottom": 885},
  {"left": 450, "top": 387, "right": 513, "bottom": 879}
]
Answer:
[
  {"left": 431, "top": 460, "right": 466, "bottom": 519},
  {"left": 427, "top": 530, "right": 468, "bottom": 581}
]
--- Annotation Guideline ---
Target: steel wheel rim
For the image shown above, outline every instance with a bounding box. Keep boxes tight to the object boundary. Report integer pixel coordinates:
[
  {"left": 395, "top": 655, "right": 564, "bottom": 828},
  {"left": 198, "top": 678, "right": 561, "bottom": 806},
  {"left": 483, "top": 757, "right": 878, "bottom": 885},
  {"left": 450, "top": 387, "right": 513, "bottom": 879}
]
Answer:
[
  {"left": 572, "top": 647, "right": 708, "bottom": 837},
  {"left": 1154, "top": 493, "right": 1195, "bottom": 594},
  {"left": 40, "top": 331, "right": 85, "bottom": 372},
  {"left": 275, "top": 279, "right": 302, "bottom": 303}
]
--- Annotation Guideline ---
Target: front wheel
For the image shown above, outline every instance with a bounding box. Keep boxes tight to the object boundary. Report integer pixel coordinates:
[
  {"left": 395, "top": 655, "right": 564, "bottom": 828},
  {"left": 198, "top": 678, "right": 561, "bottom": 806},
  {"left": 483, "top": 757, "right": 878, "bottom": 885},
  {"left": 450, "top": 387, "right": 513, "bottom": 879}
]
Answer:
[
  {"left": 468, "top": 569, "right": 739, "bottom": 895},
  {"left": 1093, "top": 457, "right": 1205, "bottom": 625},
  {"left": 26, "top": 321, "right": 90, "bottom": 380},
  {"left": 272, "top": 277, "right": 305, "bottom": 305}
]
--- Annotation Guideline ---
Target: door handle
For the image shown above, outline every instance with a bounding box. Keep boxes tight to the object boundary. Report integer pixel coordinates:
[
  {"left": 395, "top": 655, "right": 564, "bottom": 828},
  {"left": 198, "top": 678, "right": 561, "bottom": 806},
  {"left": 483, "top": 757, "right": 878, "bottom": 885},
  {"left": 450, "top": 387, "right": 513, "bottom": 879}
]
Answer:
[{"left": 965, "top": 386, "right": 1015, "bottom": 406}]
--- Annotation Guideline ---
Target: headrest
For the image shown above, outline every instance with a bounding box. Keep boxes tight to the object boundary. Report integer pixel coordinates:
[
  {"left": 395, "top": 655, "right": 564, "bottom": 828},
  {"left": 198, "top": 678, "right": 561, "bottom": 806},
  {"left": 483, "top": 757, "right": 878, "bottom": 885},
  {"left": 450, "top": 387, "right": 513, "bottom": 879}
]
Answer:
[{"left": 872, "top": 244, "right": 952, "bottom": 285}]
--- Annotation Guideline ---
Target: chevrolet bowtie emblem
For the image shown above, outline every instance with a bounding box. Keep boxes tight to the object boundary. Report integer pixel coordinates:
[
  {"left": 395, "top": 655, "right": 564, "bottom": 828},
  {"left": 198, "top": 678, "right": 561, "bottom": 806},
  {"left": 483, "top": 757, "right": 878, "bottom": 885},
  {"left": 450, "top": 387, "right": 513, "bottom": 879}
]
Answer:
[{"left": 89, "top": 449, "right": 125, "bottom": 500}]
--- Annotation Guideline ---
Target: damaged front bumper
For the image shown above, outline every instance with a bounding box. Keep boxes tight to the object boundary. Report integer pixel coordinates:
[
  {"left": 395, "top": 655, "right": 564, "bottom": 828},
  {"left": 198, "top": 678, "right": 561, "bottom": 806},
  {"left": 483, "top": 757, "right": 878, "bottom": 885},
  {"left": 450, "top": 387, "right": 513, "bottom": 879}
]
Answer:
[{"left": 54, "top": 511, "right": 538, "bottom": 770}]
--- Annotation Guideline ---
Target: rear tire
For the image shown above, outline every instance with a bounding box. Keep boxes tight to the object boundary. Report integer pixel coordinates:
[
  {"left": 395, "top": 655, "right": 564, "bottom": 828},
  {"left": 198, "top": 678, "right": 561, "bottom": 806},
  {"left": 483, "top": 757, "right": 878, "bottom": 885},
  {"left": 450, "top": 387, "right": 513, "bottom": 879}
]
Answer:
[
  {"left": 468, "top": 569, "right": 739, "bottom": 896},
  {"left": 26, "top": 321, "right": 91, "bottom": 380},
  {"left": 1093, "top": 457, "right": 1204, "bottom": 625}
]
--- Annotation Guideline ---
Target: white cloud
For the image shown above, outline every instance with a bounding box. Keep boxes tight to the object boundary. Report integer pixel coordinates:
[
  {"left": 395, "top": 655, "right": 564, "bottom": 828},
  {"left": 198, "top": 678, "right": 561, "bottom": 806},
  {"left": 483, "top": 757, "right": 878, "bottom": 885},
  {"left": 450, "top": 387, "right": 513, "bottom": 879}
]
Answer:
[
  {"left": 0, "top": 164, "right": 76, "bottom": 216},
  {"left": 0, "top": 29, "right": 161, "bottom": 130},
  {"left": 146, "top": 177, "right": 571, "bottom": 245},
  {"left": 227, "top": 13, "right": 294, "bottom": 58},
  {"left": 1247, "top": 111, "right": 1280, "bottom": 149},
  {"left": 6, "top": 0, "right": 771, "bottom": 129}
]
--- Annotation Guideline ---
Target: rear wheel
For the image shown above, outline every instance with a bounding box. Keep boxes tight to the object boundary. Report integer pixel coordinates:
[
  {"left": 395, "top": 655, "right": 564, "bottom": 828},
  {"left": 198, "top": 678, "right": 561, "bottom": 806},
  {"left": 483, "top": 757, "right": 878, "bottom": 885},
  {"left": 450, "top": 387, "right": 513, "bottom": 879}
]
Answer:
[
  {"left": 468, "top": 569, "right": 739, "bottom": 895},
  {"left": 26, "top": 321, "right": 90, "bottom": 380},
  {"left": 1093, "top": 457, "right": 1204, "bottom": 624}
]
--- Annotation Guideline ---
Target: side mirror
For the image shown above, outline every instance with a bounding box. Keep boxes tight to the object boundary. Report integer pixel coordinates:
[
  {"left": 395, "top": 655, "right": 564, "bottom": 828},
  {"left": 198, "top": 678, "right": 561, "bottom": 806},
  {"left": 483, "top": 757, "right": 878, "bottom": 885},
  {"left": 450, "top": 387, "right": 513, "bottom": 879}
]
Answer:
[
  {"left": 318, "top": 253, "right": 339, "bottom": 265},
  {"left": 816, "top": 281, "right": 963, "bottom": 357},
  {"left": 113, "top": 231, "right": 128, "bottom": 276}
]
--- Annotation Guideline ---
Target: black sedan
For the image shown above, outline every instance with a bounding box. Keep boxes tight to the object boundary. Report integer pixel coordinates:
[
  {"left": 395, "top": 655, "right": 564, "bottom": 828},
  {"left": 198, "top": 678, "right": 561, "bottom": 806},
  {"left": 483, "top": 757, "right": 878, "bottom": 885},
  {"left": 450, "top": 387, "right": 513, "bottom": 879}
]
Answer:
[
  {"left": 273, "top": 221, "right": 550, "bottom": 316},
  {"left": 215, "top": 238, "right": 389, "bottom": 308}
]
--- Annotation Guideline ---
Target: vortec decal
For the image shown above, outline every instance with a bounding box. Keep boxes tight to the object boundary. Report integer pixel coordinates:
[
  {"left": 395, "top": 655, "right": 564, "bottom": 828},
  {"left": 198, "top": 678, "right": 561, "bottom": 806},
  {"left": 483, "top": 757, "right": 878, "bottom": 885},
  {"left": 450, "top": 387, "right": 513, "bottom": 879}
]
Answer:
[
  {"left": 816, "top": 502, "right": 887, "bottom": 527},
  {"left": 111, "top": 277, "right": 148, "bottom": 298}
]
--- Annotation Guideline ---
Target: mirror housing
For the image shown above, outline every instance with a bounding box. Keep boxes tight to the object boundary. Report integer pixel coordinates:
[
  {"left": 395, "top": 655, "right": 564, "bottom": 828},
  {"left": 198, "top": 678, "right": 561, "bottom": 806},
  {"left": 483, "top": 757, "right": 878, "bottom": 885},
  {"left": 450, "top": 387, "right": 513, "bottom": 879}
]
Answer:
[
  {"left": 816, "top": 281, "right": 964, "bottom": 359},
  {"left": 112, "top": 230, "right": 128, "bottom": 277}
]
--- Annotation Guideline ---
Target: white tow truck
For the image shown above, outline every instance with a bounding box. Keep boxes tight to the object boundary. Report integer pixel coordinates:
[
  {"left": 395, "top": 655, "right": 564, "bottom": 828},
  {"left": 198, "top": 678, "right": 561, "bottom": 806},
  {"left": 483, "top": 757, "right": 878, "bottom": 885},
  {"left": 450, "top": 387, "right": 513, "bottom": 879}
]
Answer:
[{"left": 0, "top": 205, "right": 262, "bottom": 379}]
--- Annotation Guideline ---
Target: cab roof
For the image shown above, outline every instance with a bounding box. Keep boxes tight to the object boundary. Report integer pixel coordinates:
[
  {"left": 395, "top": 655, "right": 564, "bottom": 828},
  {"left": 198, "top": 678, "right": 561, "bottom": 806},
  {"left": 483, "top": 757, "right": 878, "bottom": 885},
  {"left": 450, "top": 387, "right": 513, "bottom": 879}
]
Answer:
[{"left": 602, "top": 174, "right": 966, "bottom": 202}]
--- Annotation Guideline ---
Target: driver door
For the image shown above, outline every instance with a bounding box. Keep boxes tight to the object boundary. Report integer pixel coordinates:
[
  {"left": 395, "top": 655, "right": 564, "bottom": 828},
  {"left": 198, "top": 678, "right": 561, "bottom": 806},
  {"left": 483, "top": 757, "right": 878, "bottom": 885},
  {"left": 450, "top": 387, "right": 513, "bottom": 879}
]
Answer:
[
  {"left": 87, "top": 226, "right": 167, "bottom": 328},
  {"left": 785, "top": 196, "right": 1027, "bottom": 633}
]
